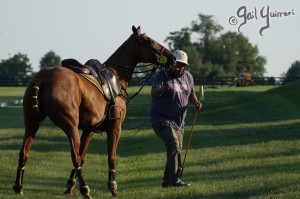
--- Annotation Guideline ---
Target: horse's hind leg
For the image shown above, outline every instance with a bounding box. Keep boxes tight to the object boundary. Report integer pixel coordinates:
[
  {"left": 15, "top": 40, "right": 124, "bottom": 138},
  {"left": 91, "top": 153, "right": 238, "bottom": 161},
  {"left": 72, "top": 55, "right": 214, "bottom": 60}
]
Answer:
[
  {"left": 64, "top": 168, "right": 77, "bottom": 195},
  {"left": 13, "top": 133, "right": 35, "bottom": 195},
  {"left": 13, "top": 114, "right": 45, "bottom": 195},
  {"left": 13, "top": 82, "right": 46, "bottom": 195},
  {"left": 64, "top": 130, "right": 94, "bottom": 196},
  {"left": 64, "top": 128, "right": 92, "bottom": 199}
]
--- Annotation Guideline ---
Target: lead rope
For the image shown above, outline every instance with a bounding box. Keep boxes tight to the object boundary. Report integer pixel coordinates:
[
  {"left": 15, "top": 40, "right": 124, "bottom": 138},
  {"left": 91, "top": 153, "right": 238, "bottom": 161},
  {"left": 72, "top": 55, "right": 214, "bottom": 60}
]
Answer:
[{"left": 126, "top": 66, "right": 158, "bottom": 104}]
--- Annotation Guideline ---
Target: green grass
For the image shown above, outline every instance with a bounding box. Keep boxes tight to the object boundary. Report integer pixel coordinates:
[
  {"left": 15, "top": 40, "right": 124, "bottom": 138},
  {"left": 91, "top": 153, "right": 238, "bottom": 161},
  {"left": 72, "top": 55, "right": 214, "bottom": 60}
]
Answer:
[{"left": 0, "top": 82, "right": 300, "bottom": 199}]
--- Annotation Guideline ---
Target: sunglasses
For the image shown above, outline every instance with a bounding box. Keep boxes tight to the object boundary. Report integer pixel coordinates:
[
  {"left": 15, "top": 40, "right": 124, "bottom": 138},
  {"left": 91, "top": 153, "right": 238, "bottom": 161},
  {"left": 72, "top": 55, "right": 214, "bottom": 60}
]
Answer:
[{"left": 174, "top": 63, "right": 186, "bottom": 68}]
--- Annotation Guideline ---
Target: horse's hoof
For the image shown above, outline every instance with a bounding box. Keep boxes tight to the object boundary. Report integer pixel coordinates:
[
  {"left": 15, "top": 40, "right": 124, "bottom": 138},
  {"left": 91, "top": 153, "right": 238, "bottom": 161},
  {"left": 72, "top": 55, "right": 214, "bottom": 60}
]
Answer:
[
  {"left": 80, "top": 185, "right": 92, "bottom": 199},
  {"left": 63, "top": 189, "right": 73, "bottom": 195},
  {"left": 64, "top": 178, "right": 76, "bottom": 195},
  {"left": 111, "top": 190, "right": 118, "bottom": 197},
  {"left": 83, "top": 194, "right": 93, "bottom": 199},
  {"left": 108, "top": 180, "right": 117, "bottom": 192},
  {"left": 13, "top": 184, "right": 23, "bottom": 195}
]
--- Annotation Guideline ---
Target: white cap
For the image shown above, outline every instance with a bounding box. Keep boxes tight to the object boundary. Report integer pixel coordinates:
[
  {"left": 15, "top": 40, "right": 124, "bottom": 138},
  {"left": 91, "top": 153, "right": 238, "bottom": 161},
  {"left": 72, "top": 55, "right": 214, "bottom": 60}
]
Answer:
[{"left": 173, "top": 50, "right": 189, "bottom": 65}]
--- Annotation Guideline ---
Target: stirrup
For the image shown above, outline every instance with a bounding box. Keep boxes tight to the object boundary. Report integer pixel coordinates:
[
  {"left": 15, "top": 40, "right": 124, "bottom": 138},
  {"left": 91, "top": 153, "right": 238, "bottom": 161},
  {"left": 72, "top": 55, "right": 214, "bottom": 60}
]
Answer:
[{"left": 108, "top": 104, "right": 122, "bottom": 120}]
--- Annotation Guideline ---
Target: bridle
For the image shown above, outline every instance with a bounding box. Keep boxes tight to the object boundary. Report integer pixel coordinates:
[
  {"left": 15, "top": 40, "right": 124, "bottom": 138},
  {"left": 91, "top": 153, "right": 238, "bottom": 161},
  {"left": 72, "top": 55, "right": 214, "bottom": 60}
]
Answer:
[{"left": 134, "top": 33, "right": 168, "bottom": 67}]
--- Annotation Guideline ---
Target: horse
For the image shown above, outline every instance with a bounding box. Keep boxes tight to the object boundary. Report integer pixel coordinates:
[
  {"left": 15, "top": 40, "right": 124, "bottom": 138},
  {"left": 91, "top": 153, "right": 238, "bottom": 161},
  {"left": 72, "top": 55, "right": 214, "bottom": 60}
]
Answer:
[{"left": 13, "top": 25, "right": 175, "bottom": 199}]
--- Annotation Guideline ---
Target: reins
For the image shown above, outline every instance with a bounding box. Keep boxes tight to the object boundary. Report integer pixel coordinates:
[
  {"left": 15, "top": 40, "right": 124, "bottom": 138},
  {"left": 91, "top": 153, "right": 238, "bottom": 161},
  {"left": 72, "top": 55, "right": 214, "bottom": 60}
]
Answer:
[
  {"left": 104, "top": 62, "right": 155, "bottom": 74},
  {"left": 104, "top": 62, "right": 159, "bottom": 104},
  {"left": 121, "top": 120, "right": 149, "bottom": 138},
  {"left": 126, "top": 66, "right": 158, "bottom": 104}
]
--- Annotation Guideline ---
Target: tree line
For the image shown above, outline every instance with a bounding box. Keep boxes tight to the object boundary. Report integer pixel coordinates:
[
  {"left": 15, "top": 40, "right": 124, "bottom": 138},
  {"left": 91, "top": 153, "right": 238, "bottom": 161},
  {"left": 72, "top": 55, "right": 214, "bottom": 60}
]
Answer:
[
  {"left": 0, "top": 51, "right": 61, "bottom": 77},
  {"left": 164, "top": 14, "right": 299, "bottom": 78},
  {"left": 0, "top": 14, "right": 299, "bottom": 79}
]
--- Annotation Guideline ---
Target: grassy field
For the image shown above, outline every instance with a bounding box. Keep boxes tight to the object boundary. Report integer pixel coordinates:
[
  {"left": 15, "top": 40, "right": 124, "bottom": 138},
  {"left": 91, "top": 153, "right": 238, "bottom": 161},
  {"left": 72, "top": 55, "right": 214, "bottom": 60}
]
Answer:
[{"left": 0, "top": 81, "right": 300, "bottom": 199}]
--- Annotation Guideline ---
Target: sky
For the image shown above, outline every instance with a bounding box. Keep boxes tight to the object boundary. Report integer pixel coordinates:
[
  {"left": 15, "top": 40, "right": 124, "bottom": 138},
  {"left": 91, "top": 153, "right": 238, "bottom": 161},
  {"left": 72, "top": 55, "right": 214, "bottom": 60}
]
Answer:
[{"left": 0, "top": 0, "right": 299, "bottom": 77}]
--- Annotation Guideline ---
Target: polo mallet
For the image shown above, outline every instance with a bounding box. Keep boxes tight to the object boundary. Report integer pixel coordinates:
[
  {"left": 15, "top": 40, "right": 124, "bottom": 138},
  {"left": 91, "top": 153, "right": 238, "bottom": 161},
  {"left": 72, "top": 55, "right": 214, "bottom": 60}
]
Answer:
[{"left": 180, "top": 85, "right": 204, "bottom": 177}]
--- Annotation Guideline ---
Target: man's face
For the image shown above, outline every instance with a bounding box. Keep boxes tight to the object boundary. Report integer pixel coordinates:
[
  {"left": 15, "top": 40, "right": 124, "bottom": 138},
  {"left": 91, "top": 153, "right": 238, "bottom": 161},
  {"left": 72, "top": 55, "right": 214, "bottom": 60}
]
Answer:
[{"left": 171, "top": 62, "right": 186, "bottom": 77}]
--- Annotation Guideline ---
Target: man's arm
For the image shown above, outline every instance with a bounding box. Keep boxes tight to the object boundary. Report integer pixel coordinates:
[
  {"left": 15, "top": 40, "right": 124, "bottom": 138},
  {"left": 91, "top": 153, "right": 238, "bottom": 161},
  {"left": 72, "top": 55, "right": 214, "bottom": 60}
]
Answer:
[
  {"left": 151, "top": 81, "right": 170, "bottom": 99},
  {"left": 189, "top": 92, "right": 202, "bottom": 110}
]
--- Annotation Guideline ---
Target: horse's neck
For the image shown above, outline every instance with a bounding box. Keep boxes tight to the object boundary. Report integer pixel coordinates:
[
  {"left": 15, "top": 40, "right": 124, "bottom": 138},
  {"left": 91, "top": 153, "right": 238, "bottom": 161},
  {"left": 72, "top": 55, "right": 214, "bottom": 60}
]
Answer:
[
  {"left": 105, "top": 36, "right": 139, "bottom": 89},
  {"left": 105, "top": 58, "right": 136, "bottom": 90}
]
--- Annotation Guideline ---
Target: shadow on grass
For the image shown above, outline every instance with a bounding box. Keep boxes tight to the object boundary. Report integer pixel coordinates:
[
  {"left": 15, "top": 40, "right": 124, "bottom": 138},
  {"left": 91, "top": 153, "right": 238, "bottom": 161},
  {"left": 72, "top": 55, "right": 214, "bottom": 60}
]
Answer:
[
  {"left": 2, "top": 120, "right": 300, "bottom": 157},
  {"left": 2, "top": 87, "right": 300, "bottom": 164}
]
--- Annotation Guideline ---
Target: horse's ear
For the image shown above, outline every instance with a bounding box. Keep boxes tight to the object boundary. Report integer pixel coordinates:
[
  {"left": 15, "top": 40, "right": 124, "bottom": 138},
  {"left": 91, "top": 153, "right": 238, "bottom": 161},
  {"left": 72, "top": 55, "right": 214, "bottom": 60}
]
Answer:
[{"left": 132, "top": 25, "right": 141, "bottom": 36}]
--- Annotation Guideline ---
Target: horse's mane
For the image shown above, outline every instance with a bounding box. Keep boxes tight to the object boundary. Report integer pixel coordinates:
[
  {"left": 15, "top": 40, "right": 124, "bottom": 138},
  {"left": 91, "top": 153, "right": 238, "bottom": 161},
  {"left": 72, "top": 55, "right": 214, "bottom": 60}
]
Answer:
[{"left": 105, "top": 34, "right": 136, "bottom": 63}]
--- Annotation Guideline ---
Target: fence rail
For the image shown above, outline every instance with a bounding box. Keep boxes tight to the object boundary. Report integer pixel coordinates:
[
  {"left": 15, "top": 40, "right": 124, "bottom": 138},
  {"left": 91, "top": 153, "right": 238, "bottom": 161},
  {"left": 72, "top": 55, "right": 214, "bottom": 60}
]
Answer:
[
  {"left": 193, "top": 76, "right": 300, "bottom": 87},
  {"left": 0, "top": 77, "right": 32, "bottom": 87},
  {"left": 0, "top": 76, "right": 299, "bottom": 87}
]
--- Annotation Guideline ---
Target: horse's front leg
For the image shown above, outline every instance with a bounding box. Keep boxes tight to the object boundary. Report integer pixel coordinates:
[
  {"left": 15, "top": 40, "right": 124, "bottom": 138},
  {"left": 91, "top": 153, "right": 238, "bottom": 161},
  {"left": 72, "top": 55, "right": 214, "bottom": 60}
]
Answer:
[
  {"left": 107, "top": 123, "right": 122, "bottom": 196},
  {"left": 64, "top": 130, "right": 94, "bottom": 196}
]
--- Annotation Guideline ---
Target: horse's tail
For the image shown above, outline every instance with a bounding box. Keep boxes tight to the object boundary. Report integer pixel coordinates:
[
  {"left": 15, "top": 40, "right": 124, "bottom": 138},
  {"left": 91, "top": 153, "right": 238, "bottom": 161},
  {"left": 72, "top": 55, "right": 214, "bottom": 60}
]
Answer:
[{"left": 31, "top": 82, "right": 40, "bottom": 114}]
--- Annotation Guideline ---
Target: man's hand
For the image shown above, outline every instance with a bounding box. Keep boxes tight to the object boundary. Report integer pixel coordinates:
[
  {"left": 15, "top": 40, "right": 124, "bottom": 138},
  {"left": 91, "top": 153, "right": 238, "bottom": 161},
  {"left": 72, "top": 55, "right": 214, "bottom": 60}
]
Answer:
[
  {"left": 163, "top": 81, "right": 171, "bottom": 90},
  {"left": 195, "top": 101, "right": 202, "bottom": 110},
  {"left": 151, "top": 81, "right": 171, "bottom": 99}
]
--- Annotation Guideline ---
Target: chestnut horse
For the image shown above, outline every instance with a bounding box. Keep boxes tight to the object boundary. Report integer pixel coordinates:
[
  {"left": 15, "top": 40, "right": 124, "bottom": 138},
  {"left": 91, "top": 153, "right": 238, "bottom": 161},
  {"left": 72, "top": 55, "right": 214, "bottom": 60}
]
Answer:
[{"left": 13, "top": 25, "right": 175, "bottom": 199}]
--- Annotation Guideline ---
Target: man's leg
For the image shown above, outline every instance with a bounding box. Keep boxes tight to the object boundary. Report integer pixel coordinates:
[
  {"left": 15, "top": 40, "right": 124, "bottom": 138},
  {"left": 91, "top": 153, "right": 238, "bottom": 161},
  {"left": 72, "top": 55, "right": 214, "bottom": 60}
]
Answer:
[{"left": 153, "top": 125, "right": 181, "bottom": 185}]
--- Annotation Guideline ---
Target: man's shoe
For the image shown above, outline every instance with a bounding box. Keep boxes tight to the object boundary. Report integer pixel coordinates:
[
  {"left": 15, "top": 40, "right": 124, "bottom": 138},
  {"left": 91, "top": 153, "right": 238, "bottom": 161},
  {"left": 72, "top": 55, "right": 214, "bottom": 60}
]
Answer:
[
  {"left": 171, "top": 180, "right": 190, "bottom": 187},
  {"left": 162, "top": 181, "right": 171, "bottom": 187}
]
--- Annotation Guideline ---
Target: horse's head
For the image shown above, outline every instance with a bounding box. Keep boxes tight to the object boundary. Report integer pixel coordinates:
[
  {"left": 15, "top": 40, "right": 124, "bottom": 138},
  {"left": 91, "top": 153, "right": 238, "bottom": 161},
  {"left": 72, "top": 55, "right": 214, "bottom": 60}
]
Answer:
[
  {"left": 104, "top": 26, "right": 176, "bottom": 89},
  {"left": 132, "top": 25, "right": 175, "bottom": 68}
]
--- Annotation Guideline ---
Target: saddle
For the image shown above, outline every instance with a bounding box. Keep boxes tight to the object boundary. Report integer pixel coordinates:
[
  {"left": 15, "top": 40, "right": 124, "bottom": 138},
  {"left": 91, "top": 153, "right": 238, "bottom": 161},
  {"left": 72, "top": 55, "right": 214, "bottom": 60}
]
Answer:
[{"left": 61, "top": 59, "right": 121, "bottom": 102}]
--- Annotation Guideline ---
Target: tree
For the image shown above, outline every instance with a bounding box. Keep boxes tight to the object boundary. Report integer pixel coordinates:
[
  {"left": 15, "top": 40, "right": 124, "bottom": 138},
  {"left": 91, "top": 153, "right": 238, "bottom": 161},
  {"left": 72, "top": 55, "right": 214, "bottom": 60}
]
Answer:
[
  {"left": 218, "top": 31, "right": 266, "bottom": 76},
  {"left": 39, "top": 50, "right": 61, "bottom": 69},
  {"left": 0, "top": 53, "right": 32, "bottom": 76},
  {"left": 164, "top": 13, "right": 267, "bottom": 77},
  {"left": 165, "top": 27, "right": 192, "bottom": 50},
  {"left": 286, "top": 60, "right": 300, "bottom": 78},
  {"left": 191, "top": 14, "right": 223, "bottom": 64},
  {"left": 191, "top": 14, "right": 223, "bottom": 42}
]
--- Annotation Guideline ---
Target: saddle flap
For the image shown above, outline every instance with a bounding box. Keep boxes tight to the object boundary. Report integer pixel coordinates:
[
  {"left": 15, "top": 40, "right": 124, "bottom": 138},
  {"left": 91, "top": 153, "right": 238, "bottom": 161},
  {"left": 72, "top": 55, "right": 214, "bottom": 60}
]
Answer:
[
  {"left": 102, "top": 69, "right": 121, "bottom": 99},
  {"left": 101, "top": 83, "right": 111, "bottom": 101}
]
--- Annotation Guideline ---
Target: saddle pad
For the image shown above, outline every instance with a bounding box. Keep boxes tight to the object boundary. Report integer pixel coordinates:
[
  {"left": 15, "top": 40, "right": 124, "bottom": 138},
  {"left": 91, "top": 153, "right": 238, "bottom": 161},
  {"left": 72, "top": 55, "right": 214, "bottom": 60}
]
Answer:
[{"left": 79, "top": 74, "right": 104, "bottom": 95}]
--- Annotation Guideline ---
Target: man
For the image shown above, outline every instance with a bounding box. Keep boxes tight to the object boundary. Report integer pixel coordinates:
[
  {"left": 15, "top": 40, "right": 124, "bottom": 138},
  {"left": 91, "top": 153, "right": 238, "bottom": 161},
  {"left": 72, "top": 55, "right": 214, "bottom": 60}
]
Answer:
[{"left": 150, "top": 50, "right": 202, "bottom": 187}]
